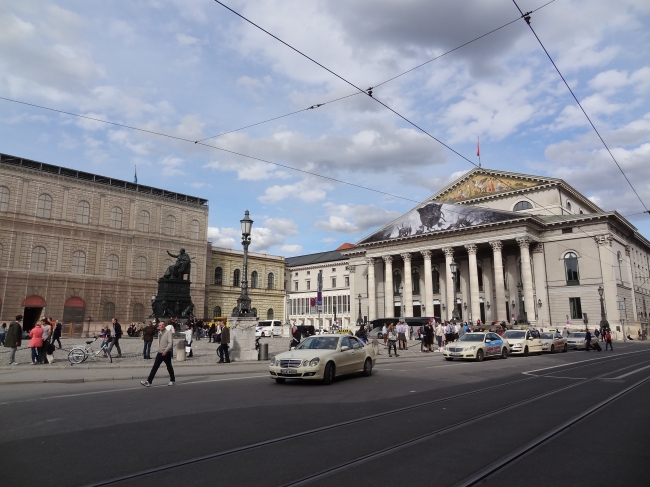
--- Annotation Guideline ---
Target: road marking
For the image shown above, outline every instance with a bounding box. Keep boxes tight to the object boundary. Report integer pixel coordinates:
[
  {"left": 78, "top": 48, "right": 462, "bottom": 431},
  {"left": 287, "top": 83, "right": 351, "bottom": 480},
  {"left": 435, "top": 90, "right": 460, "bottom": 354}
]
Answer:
[
  {"left": 602, "top": 364, "right": 650, "bottom": 379},
  {"left": 522, "top": 349, "right": 650, "bottom": 376}
]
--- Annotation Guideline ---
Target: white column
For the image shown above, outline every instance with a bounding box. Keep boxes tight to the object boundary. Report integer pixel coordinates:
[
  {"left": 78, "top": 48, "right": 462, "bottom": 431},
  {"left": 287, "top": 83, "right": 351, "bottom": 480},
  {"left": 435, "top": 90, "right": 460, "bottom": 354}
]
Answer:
[
  {"left": 383, "top": 255, "right": 394, "bottom": 318},
  {"left": 483, "top": 256, "right": 493, "bottom": 323},
  {"left": 366, "top": 257, "right": 376, "bottom": 321},
  {"left": 531, "top": 243, "right": 548, "bottom": 326},
  {"left": 624, "top": 246, "right": 638, "bottom": 327},
  {"left": 443, "top": 247, "right": 455, "bottom": 321},
  {"left": 402, "top": 253, "right": 413, "bottom": 317},
  {"left": 490, "top": 240, "right": 506, "bottom": 322},
  {"left": 422, "top": 250, "right": 433, "bottom": 318},
  {"left": 517, "top": 237, "right": 537, "bottom": 325},
  {"left": 348, "top": 265, "right": 357, "bottom": 324},
  {"left": 465, "top": 244, "right": 480, "bottom": 325}
]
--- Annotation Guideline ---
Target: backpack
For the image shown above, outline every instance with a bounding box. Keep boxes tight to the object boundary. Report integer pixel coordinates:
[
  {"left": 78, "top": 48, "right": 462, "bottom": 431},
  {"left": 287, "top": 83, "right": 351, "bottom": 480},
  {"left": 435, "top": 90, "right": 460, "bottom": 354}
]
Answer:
[{"left": 605, "top": 333, "right": 611, "bottom": 341}]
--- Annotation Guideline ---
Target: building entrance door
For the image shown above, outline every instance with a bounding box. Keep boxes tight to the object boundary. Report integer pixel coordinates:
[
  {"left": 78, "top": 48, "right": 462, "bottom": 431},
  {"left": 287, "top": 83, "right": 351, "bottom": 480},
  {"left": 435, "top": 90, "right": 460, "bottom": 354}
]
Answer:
[
  {"left": 21, "top": 295, "right": 47, "bottom": 332},
  {"left": 413, "top": 305, "right": 421, "bottom": 317},
  {"left": 434, "top": 304, "right": 441, "bottom": 321},
  {"left": 506, "top": 301, "right": 511, "bottom": 322},
  {"left": 480, "top": 302, "right": 486, "bottom": 324},
  {"left": 394, "top": 305, "right": 401, "bottom": 317}
]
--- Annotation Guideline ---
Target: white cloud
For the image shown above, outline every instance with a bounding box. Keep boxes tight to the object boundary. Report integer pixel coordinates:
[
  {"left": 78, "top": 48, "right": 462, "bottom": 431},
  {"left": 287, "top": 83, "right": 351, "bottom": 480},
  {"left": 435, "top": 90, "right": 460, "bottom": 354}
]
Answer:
[
  {"left": 176, "top": 33, "right": 200, "bottom": 46},
  {"left": 260, "top": 177, "right": 332, "bottom": 203},
  {"left": 159, "top": 155, "right": 184, "bottom": 176},
  {"left": 315, "top": 203, "right": 401, "bottom": 234},
  {"left": 209, "top": 218, "right": 300, "bottom": 253},
  {"left": 280, "top": 244, "right": 303, "bottom": 254},
  {"left": 207, "top": 226, "right": 238, "bottom": 248}
]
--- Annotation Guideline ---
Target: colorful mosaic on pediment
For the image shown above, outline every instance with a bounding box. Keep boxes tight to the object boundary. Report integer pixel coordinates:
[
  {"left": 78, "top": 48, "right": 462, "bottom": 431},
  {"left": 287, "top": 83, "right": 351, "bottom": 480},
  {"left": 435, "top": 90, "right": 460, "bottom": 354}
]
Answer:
[{"left": 437, "top": 175, "right": 540, "bottom": 203}]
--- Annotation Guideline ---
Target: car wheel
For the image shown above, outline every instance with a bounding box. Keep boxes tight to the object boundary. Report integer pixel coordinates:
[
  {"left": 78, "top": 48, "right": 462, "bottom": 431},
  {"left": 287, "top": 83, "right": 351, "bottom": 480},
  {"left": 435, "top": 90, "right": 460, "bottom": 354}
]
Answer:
[
  {"left": 445, "top": 357, "right": 453, "bottom": 361},
  {"left": 475, "top": 350, "right": 484, "bottom": 362},
  {"left": 363, "top": 358, "right": 373, "bottom": 377},
  {"left": 501, "top": 347, "right": 508, "bottom": 359},
  {"left": 563, "top": 344, "right": 568, "bottom": 353},
  {"left": 377, "top": 332, "right": 383, "bottom": 339},
  {"left": 275, "top": 378, "right": 286, "bottom": 384},
  {"left": 523, "top": 346, "right": 529, "bottom": 357},
  {"left": 551, "top": 345, "right": 555, "bottom": 354},
  {"left": 322, "top": 362, "right": 335, "bottom": 385}
]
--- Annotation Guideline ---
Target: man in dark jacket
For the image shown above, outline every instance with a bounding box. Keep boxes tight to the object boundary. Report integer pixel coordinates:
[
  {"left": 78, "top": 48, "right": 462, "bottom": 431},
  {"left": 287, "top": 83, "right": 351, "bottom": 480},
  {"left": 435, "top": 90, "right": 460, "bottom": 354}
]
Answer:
[
  {"left": 108, "top": 318, "right": 123, "bottom": 358},
  {"left": 585, "top": 329, "right": 592, "bottom": 351},
  {"left": 218, "top": 323, "right": 230, "bottom": 363},
  {"left": 5, "top": 315, "right": 23, "bottom": 365},
  {"left": 51, "top": 320, "right": 63, "bottom": 349},
  {"left": 142, "top": 321, "right": 156, "bottom": 359}
]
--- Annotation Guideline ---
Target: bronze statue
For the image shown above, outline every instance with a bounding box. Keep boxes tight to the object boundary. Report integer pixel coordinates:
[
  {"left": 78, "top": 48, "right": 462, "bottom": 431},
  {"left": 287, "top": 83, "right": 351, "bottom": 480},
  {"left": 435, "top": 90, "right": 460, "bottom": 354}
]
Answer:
[{"left": 163, "top": 249, "right": 191, "bottom": 280}]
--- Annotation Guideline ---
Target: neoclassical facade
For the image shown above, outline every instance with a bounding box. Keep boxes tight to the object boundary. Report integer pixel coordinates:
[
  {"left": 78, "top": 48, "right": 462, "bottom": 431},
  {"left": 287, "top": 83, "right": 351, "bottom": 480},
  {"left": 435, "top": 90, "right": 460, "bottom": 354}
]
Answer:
[
  {"left": 342, "top": 169, "right": 650, "bottom": 337},
  {"left": 206, "top": 245, "right": 285, "bottom": 323},
  {"left": 0, "top": 153, "right": 208, "bottom": 335}
]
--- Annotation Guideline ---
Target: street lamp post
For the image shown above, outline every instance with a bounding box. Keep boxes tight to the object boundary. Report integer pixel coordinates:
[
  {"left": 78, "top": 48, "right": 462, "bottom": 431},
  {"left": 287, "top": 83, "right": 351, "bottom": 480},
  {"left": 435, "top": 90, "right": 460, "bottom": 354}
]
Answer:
[
  {"left": 356, "top": 293, "right": 363, "bottom": 326},
  {"left": 333, "top": 301, "right": 337, "bottom": 331},
  {"left": 233, "top": 210, "right": 254, "bottom": 317},
  {"left": 450, "top": 260, "right": 460, "bottom": 321},
  {"left": 598, "top": 285, "right": 613, "bottom": 339},
  {"left": 285, "top": 294, "right": 291, "bottom": 337}
]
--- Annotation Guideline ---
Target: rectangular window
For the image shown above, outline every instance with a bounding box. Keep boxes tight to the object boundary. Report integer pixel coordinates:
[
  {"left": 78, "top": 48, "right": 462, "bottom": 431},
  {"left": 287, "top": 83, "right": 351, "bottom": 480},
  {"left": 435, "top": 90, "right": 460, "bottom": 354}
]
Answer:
[
  {"left": 332, "top": 277, "right": 336, "bottom": 288},
  {"left": 306, "top": 280, "right": 310, "bottom": 290},
  {"left": 562, "top": 228, "right": 573, "bottom": 234},
  {"left": 294, "top": 281, "right": 298, "bottom": 291},
  {"left": 569, "top": 297, "right": 582, "bottom": 320},
  {"left": 345, "top": 276, "right": 349, "bottom": 287}
]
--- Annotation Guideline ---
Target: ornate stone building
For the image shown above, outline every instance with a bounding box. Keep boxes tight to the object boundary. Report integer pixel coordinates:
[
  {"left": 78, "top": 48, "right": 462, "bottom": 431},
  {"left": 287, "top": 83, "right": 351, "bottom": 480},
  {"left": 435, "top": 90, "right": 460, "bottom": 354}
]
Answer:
[
  {"left": 342, "top": 168, "right": 650, "bottom": 337},
  {"left": 0, "top": 153, "right": 208, "bottom": 335},
  {"left": 206, "top": 245, "right": 285, "bottom": 324}
]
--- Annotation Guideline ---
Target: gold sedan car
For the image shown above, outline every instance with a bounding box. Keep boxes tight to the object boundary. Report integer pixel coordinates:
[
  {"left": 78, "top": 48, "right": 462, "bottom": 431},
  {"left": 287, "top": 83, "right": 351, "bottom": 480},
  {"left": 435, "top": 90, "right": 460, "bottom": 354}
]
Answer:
[{"left": 269, "top": 334, "right": 375, "bottom": 385}]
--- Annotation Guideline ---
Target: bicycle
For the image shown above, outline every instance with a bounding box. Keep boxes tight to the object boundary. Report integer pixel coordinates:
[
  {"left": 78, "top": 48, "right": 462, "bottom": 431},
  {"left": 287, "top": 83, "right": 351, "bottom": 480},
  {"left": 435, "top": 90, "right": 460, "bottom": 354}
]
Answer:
[{"left": 67, "top": 337, "right": 113, "bottom": 364}]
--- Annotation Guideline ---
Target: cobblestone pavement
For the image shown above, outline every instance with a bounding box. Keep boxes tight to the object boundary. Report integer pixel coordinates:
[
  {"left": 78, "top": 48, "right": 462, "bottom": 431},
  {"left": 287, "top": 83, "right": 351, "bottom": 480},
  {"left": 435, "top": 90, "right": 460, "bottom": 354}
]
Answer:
[{"left": 0, "top": 335, "right": 435, "bottom": 366}]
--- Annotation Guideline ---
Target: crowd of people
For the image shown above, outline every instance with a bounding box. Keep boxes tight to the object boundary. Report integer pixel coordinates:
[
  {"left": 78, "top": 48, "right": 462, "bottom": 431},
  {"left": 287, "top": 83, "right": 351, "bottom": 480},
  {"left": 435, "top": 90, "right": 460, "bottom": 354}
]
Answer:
[{"left": 2, "top": 315, "right": 63, "bottom": 365}]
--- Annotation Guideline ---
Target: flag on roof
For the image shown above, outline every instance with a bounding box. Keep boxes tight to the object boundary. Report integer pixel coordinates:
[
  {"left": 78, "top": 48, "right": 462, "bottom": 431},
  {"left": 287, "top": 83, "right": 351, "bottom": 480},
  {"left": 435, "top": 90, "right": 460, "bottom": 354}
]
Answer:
[{"left": 134, "top": 166, "right": 138, "bottom": 184}]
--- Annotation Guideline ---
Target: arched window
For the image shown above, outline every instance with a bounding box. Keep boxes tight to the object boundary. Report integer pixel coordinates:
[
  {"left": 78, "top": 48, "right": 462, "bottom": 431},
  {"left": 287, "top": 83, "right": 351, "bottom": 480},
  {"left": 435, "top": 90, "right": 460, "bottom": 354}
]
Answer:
[
  {"left": 412, "top": 268, "right": 420, "bottom": 294},
  {"left": 37, "top": 194, "right": 53, "bottom": 218},
  {"left": 103, "top": 302, "right": 115, "bottom": 321},
  {"left": 190, "top": 220, "right": 200, "bottom": 240},
  {"left": 213, "top": 306, "right": 222, "bottom": 317},
  {"left": 134, "top": 256, "right": 147, "bottom": 279},
  {"left": 132, "top": 303, "right": 145, "bottom": 322},
  {"left": 76, "top": 200, "right": 90, "bottom": 224},
  {"left": 0, "top": 186, "right": 9, "bottom": 212},
  {"left": 71, "top": 251, "right": 86, "bottom": 274},
  {"left": 106, "top": 254, "right": 119, "bottom": 277},
  {"left": 233, "top": 269, "right": 241, "bottom": 287},
  {"left": 564, "top": 252, "right": 579, "bottom": 285},
  {"left": 137, "top": 210, "right": 150, "bottom": 232},
  {"left": 214, "top": 267, "right": 223, "bottom": 285},
  {"left": 109, "top": 206, "right": 123, "bottom": 229},
  {"left": 267, "top": 308, "right": 274, "bottom": 319},
  {"left": 513, "top": 201, "right": 533, "bottom": 212},
  {"left": 579, "top": 209, "right": 584, "bottom": 214},
  {"left": 477, "top": 261, "right": 484, "bottom": 291},
  {"left": 267, "top": 272, "right": 275, "bottom": 289},
  {"left": 566, "top": 200, "right": 572, "bottom": 212},
  {"left": 164, "top": 215, "right": 176, "bottom": 236},
  {"left": 30, "top": 246, "right": 47, "bottom": 271},
  {"left": 251, "top": 271, "right": 258, "bottom": 288},
  {"left": 63, "top": 297, "right": 85, "bottom": 323},
  {"left": 432, "top": 265, "right": 440, "bottom": 294},
  {"left": 393, "top": 269, "right": 402, "bottom": 295},
  {"left": 251, "top": 307, "right": 258, "bottom": 317}
]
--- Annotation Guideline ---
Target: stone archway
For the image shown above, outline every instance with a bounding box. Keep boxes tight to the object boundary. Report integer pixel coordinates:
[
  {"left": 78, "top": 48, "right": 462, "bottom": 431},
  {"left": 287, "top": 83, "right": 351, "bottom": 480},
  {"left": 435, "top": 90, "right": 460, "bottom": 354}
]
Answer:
[{"left": 21, "top": 295, "right": 46, "bottom": 331}]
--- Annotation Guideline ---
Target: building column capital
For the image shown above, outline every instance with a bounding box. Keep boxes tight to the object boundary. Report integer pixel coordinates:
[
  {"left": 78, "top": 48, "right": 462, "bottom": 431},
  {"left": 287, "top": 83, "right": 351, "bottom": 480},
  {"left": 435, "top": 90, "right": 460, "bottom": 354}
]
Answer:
[
  {"left": 532, "top": 243, "right": 544, "bottom": 254},
  {"left": 365, "top": 257, "right": 375, "bottom": 266},
  {"left": 516, "top": 236, "right": 532, "bottom": 249},
  {"left": 348, "top": 265, "right": 356, "bottom": 272},
  {"left": 401, "top": 253, "right": 412, "bottom": 263},
  {"left": 489, "top": 240, "right": 503, "bottom": 252},
  {"left": 442, "top": 246, "right": 454, "bottom": 258},
  {"left": 595, "top": 235, "right": 613, "bottom": 246},
  {"left": 382, "top": 255, "right": 393, "bottom": 264},
  {"left": 420, "top": 249, "right": 432, "bottom": 260},
  {"left": 464, "top": 244, "right": 478, "bottom": 255}
]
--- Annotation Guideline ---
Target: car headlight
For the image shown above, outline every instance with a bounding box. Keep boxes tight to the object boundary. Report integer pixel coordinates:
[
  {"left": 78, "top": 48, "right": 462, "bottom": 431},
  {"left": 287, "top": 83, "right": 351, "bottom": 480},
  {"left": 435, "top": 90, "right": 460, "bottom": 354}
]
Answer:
[
  {"left": 512, "top": 343, "right": 522, "bottom": 348},
  {"left": 270, "top": 358, "right": 276, "bottom": 366},
  {"left": 302, "top": 360, "right": 309, "bottom": 367},
  {"left": 309, "top": 358, "right": 320, "bottom": 367},
  {"left": 466, "top": 346, "right": 476, "bottom": 351},
  {"left": 543, "top": 342, "right": 549, "bottom": 346}
]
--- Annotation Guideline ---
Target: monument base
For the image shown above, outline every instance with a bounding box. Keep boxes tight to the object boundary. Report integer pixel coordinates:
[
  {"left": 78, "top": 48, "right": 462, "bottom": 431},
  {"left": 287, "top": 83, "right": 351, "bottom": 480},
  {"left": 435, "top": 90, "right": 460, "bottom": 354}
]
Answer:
[{"left": 229, "top": 316, "right": 259, "bottom": 362}]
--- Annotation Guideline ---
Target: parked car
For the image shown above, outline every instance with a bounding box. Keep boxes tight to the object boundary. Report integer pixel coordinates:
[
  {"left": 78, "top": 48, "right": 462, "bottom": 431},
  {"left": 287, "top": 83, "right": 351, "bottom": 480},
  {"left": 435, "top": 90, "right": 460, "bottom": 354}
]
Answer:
[
  {"left": 503, "top": 329, "right": 543, "bottom": 356},
  {"left": 443, "top": 332, "right": 510, "bottom": 361},
  {"left": 255, "top": 320, "right": 283, "bottom": 337},
  {"left": 566, "top": 332, "right": 598, "bottom": 350},
  {"left": 540, "top": 331, "right": 568, "bottom": 353},
  {"left": 269, "top": 334, "right": 375, "bottom": 384}
]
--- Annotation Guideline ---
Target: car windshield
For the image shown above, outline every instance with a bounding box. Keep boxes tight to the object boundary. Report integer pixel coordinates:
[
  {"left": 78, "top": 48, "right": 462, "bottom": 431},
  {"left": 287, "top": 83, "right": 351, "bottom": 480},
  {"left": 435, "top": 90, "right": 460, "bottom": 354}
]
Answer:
[
  {"left": 503, "top": 331, "right": 526, "bottom": 339},
  {"left": 295, "top": 337, "right": 339, "bottom": 350},
  {"left": 459, "top": 334, "right": 484, "bottom": 342},
  {"left": 540, "top": 333, "right": 554, "bottom": 339},
  {"left": 569, "top": 333, "right": 586, "bottom": 338}
]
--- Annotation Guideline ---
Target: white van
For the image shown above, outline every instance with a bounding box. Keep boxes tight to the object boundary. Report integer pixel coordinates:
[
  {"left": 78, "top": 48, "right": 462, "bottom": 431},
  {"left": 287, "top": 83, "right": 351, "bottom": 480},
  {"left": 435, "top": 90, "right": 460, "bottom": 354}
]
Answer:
[{"left": 255, "top": 320, "right": 283, "bottom": 337}]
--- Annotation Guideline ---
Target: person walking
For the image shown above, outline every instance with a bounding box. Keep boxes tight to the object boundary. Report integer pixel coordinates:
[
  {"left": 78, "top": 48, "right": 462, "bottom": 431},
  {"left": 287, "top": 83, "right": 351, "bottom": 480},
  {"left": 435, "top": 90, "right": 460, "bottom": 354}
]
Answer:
[
  {"left": 29, "top": 322, "right": 44, "bottom": 365},
  {"left": 218, "top": 322, "right": 230, "bottom": 363},
  {"left": 184, "top": 323, "right": 194, "bottom": 358},
  {"left": 585, "top": 329, "right": 592, "bottom": 351},
  {"left": 5, "top": 315, "right": 23, "bottom": 365},
  {"left": 435, "top": 321, "right": 444, "bottom": 352},
  {"left": 290, "top": 322, "right": 300, "bottom": 350},
  {"left": 51, "top": 320, "right": 62, "bottom": 349},
  {"left": 40, "top": 319, "right": 52, "bottom": 364},
  {"left": 387, "top": 324, "right": 399, "bottom": 357},
  {"left": 382, "top": 324, "right": 388, "bottom": 348},
  {"left": 397, "top": 320, "right": 408, "bottom": 350},
  {"left": 605, "top": 330, "right": 613, "bottom": 351},
  {"left": 142, "top": 321, "right": 155, "bottom": 359},
  {"left": 0, "top": 323, "right": 6, "bottom": 346},
  {"left": 140, "top": 321, "right": 175, "bottom": 387},
  {"left": 424, "top": 320, "right": 434, "bottom": 352},
  {"left": 107, "top": 318, "right": 123, "bottom": 358}
]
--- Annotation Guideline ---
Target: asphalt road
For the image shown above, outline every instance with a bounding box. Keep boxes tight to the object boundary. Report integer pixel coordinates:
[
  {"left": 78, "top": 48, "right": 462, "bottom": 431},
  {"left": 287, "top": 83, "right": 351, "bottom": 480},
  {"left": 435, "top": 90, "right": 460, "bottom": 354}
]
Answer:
[{"left": 2, "top": 343, "right": 650, "bottom": 487}]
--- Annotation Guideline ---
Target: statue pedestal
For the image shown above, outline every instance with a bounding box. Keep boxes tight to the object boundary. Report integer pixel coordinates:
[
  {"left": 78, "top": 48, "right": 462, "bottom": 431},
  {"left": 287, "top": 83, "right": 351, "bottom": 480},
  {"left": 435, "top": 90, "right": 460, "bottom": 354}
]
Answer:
[
  {"left": 229, "top": 316, "right": 258, "bottom": 362},
  {"left": 151, "top": 277, "right": 194, "bottom": 320}
]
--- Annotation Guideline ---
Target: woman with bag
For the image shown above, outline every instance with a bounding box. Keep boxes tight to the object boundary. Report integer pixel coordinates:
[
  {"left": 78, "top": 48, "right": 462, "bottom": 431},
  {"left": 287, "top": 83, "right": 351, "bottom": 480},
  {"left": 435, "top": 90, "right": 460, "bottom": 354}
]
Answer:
[
  {"left": 387, "top": 323, "right": 399, "bottom": 357},
  {"left": 39, "top": 318, "right": 52, "bottom": 364},
  {"left": 29, "top": 321, "right": 44, "bottom": 365}
]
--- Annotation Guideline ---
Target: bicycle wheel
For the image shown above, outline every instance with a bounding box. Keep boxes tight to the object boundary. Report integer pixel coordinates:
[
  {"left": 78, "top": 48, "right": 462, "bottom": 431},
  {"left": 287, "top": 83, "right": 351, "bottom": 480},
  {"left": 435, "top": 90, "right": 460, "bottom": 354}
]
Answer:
[{"left": 68, "top": 348, "right": 87, "bottom": 364}]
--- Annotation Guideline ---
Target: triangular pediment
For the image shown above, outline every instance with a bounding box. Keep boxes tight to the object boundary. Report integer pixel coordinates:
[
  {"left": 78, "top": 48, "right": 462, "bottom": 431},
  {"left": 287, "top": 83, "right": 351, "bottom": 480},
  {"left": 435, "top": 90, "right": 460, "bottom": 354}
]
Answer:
[
  {"left": 358, "top": 201, "right": 525, "bottom": 245},
  {"left": 431, "top": 168, "right": 560, "bottom": 204}
]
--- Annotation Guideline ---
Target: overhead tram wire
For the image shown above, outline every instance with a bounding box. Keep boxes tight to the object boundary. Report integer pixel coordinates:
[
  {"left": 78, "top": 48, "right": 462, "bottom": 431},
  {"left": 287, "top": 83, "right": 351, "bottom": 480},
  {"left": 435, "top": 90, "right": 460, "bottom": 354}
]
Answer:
[
  {"left": 511, "top": 0, "right": 650, "bottom": 215},
  {"left": 197, "top": 0, "right": 557, "bottom": 143}
]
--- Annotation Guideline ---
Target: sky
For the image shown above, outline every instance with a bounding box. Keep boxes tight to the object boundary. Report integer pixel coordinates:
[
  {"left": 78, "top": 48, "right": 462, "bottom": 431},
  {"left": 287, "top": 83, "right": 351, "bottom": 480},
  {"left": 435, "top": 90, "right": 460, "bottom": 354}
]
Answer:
[{"left": 1, "top": 0, "right": 649, "bottom": 255}]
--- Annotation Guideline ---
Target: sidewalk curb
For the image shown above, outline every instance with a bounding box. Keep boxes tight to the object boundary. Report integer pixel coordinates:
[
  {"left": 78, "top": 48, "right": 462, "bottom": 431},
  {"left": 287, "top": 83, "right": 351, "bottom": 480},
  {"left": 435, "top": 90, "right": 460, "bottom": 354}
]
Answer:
[
  {"left": 0, "top": 367, "right": 268, "bottom": 385},
  {"left": 0, "top": 359, "right": 264, "bottom": 371}
]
